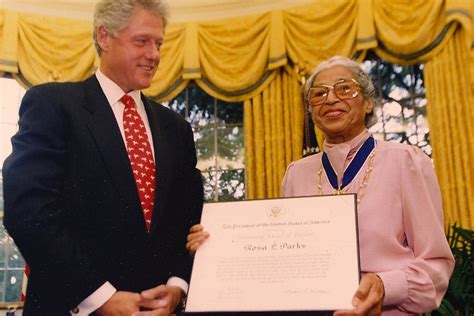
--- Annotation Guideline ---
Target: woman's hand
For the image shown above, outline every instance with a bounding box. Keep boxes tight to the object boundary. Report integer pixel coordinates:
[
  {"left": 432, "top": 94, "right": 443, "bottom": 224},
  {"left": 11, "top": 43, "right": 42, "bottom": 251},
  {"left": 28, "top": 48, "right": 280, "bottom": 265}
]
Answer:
[
  {"left": 334, "top": 273, "right": 385, "bottom": 316},
  {"left": 186, "top": 224, "right": 209, "bottom": 255}
]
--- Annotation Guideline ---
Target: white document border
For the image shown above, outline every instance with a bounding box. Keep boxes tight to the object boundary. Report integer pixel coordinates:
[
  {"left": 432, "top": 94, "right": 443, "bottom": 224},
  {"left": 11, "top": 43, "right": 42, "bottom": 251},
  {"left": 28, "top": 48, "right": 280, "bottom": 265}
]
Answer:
[{"left": 185, "top": 194, "right": 360, "bottom": 314}]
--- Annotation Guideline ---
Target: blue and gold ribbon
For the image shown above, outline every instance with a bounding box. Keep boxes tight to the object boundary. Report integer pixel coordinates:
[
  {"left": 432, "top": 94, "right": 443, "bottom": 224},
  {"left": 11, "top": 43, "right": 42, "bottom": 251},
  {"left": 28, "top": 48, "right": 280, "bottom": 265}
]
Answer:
[{"left": 322, "top": 136, "right": 376, "bottom": 193}]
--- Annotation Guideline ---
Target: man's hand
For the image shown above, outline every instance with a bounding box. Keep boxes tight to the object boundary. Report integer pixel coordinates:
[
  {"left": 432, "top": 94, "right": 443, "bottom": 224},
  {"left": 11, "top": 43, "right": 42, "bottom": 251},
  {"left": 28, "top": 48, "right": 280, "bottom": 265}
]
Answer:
[
  {"left": 334, "top": 273, "right": 385, "bottom": 316},
  {"left": 95, "top": 291, "right": 141, "bottom": 315},
  {"left": 132, "top": 284, "right": 183, "bottom": 315}
]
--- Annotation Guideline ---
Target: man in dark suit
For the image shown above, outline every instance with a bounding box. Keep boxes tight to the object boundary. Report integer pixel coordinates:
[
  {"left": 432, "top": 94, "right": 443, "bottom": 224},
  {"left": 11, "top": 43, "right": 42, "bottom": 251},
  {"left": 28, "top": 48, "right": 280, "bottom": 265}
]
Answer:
[{"left": 2, "top": 0, "right": 203, "bottom": 314}]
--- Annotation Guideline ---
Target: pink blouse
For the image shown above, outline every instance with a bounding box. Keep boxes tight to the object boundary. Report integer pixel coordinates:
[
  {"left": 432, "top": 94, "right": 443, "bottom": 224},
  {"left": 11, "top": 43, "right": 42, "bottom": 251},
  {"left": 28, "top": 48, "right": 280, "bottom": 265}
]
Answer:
[{"left": 281, "top": 130, "right": 454, "bottom": 315}]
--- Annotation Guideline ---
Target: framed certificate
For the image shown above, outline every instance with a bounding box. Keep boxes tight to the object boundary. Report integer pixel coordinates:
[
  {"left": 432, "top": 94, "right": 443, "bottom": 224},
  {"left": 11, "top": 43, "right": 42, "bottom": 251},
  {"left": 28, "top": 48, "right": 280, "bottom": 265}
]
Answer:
[{"left": 185, "top": 194, "right": 360, "bottom": 314}]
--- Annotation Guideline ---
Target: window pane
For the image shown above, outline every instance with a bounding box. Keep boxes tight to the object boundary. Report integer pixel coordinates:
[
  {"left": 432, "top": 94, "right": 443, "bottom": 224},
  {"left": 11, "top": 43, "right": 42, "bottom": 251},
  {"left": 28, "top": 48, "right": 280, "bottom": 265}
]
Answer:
[
  {"left": 217, "top": 100, "right": 243, "bottom": 125},
  {"left": 217, "top": 126, "right": 244, "bottom": 170},
  {"left": 178, "top": 85, "right": 246, "bottom": 201},
  {"left": 201, "top": 169, "right": 217, "bottom": 202},
  {"left": 386, "top": 133, "right": 404, "bottom": 143},
  {"left": 0, "top": 222, "right": 6, "bottom": 267},
  {"left": 365, "top": 55, "right": 430, "bottom": 157},
  {"left": 194, "top": 127, "right": 216, "bottom": 171},
  {"left": 361, "top": 60, "right": 377, "bottom": 74},
  {"left": 166, "top": 98, "right": 186, "bottom": 118},
  {"left": 384, "top": 118, "right": 402, "bottom": 133},
  {"left": 5, "top": 269, "right": 22, "bottom": 302},
  {"left": 7, "top": 241, "right": 25, "bottom": 269},
  {"left": 217, "top": 169, "right": 245, "bottom": 201},
  {"left": 0, "top": 270, "right": 4, "bottom": 301},
  {"left": 188, "top": 85, "right": 215, "bottom": 126},
  {"left": 387, "top": 84, "right": 410, "bottom": 102},
  {"left": 413, "top": 64, "right": 426, "bottom": 95}
]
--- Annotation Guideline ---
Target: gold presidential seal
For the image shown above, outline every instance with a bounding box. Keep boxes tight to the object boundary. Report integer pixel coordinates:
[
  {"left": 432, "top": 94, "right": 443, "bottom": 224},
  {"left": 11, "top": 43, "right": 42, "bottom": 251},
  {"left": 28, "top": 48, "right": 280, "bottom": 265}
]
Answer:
[{"left": 267, "top": 206, "right": 286, "bottom": 220}]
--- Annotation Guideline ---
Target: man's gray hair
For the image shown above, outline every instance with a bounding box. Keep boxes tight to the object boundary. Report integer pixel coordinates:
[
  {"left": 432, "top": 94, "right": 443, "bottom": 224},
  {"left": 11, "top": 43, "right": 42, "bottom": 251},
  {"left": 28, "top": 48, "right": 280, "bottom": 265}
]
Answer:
[
  {"left": 304, "top": 56, "right": 378, "bottom": 127},
  {"left": 93, "top": 0, "right": 169, "bottom": 54}
]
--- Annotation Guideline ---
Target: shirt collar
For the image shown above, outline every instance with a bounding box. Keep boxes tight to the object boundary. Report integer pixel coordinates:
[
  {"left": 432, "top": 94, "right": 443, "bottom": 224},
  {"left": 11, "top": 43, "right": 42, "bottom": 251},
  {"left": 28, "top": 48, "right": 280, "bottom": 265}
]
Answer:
[
  {"left": 323, "top": 129, "right": 371, "bottom": 178},
  {"left": 324, "top": 129, "right": 370, "bottom": 152},
  {"left": 95, "top": 69, "right": 141, "bottom": 106}
]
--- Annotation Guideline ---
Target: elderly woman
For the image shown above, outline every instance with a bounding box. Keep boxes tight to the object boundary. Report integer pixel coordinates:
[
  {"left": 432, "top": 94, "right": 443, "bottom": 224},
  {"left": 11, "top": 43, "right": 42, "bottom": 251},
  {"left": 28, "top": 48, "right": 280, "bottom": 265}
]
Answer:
[{"left": 187, "top": 56, "right": 454, "bottom": 315}]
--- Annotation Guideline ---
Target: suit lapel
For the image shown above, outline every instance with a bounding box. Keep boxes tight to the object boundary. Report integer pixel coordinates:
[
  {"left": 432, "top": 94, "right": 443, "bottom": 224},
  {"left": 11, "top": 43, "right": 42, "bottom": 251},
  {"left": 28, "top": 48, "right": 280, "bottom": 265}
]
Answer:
[
  {"left": 142, "top": 96, "right": 175, "bottom": 232},
  {"left": 81, "top": 77, "right": 145, "bottom": 227}
]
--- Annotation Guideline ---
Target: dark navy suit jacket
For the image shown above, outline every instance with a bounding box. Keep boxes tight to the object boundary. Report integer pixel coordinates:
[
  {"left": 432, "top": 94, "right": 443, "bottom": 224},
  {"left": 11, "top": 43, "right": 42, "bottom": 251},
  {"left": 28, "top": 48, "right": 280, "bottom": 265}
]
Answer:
[{"left": 2, "top": 76, "right": 203, "bottom": 315}]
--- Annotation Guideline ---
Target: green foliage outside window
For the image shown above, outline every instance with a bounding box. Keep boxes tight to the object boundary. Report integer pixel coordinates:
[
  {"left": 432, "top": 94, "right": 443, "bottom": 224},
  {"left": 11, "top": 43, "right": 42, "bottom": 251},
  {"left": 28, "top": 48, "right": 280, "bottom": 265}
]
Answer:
[
  {"left": 0, "top": 178, "right": 24, "bottom": 303},
  {"left": 363, "top": 55, "right": 431, "bottom": 156},
  {"left": 165, "top": 84, "right": 245, "bottom": 202}
]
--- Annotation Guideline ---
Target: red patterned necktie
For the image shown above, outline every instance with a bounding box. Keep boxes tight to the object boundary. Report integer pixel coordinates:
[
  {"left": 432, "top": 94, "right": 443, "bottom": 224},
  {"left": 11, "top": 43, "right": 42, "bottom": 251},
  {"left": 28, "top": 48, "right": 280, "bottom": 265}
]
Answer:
[{"left": 121, "top": 95, "right": 156, "bottom": 232}]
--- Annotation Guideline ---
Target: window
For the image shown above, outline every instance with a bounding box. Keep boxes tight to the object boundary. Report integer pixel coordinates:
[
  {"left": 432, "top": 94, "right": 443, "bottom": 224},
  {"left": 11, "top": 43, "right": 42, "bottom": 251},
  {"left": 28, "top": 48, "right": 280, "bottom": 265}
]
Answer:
[
  {"left": 0, "top": 77, "right": 26, "bottom": 303},
  {"left": 165, "top": 83, "right": 245, "bottom": 202},
  {"left": 363, "top": 55, "right": 431, "bottom": 156}
]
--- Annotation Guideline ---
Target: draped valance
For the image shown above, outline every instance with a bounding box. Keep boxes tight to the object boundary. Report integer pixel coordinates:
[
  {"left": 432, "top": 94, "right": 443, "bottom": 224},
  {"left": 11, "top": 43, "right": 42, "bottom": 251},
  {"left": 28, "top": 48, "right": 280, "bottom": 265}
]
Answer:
[{"left": 0, "top": 0, "right": 471, "bottom": 102}]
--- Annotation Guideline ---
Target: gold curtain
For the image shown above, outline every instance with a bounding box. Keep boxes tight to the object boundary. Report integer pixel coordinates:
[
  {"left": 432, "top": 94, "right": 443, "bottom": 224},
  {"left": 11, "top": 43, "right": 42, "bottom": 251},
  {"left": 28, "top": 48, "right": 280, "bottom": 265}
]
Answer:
[
  {"left": 16, "top": 13, "right": 96, "bottom": 84},
  {"left": 0, "top": 0, "right": 472, "bottom": 228},
  {"left": 372, "top": 1, "right": 457, "bottom": 63},
  {"left": 283, "top": 0, "right": 360, "bottom": 70},
  {"left": 244, "top": 66, "right": 304, "bottom": 199},
  {"left": 0, "top": 1, "right": 471, "bottom": 98},
  {"left": 361, "top": 0, "right": 473, "bottom": 229},
  {"left": 424, "top": 30, "right": 474, "bottom": 229},
  {"left": 144, "top": 23, "right": 190, "bottom": 101}
]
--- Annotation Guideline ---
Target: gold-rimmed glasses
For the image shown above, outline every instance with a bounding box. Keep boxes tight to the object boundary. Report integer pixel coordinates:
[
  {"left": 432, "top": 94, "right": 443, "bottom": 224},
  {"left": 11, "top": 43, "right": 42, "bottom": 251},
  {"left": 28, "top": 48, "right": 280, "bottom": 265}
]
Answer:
[{"left": 307, "top": 79, "right": 360, "bottom": 106}]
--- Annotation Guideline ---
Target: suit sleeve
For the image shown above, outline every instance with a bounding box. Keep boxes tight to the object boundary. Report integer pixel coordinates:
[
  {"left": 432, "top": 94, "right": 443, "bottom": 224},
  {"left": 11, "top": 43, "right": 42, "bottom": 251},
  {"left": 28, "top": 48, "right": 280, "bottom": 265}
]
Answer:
[
  {"left": 2, "top": 86, "right": 107, "bottom": 307},
  {"left": 161, "top": 118, "right": 204, "bottom": 282}
]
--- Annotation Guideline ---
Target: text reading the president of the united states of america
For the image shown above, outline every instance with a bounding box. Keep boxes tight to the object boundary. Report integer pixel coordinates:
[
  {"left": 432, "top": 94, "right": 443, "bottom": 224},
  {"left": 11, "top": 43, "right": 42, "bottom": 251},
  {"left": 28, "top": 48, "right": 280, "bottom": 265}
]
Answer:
[{"left": 222, "top": 220, "right": 330, "bottom": 231}]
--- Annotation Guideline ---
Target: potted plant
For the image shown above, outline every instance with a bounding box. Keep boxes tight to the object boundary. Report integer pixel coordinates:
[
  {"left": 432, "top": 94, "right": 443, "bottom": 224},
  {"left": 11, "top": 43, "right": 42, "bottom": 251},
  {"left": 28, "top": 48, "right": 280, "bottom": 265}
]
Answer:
[{"left": 426, "top": 224, "right": 473, "bottom": 315}]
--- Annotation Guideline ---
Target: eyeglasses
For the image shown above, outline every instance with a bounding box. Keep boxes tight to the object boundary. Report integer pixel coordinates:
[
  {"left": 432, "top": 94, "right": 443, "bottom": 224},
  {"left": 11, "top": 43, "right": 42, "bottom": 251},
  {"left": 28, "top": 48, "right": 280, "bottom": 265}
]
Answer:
[{"left": 307, "top": 79, "right": 360, "bottom": 106}]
